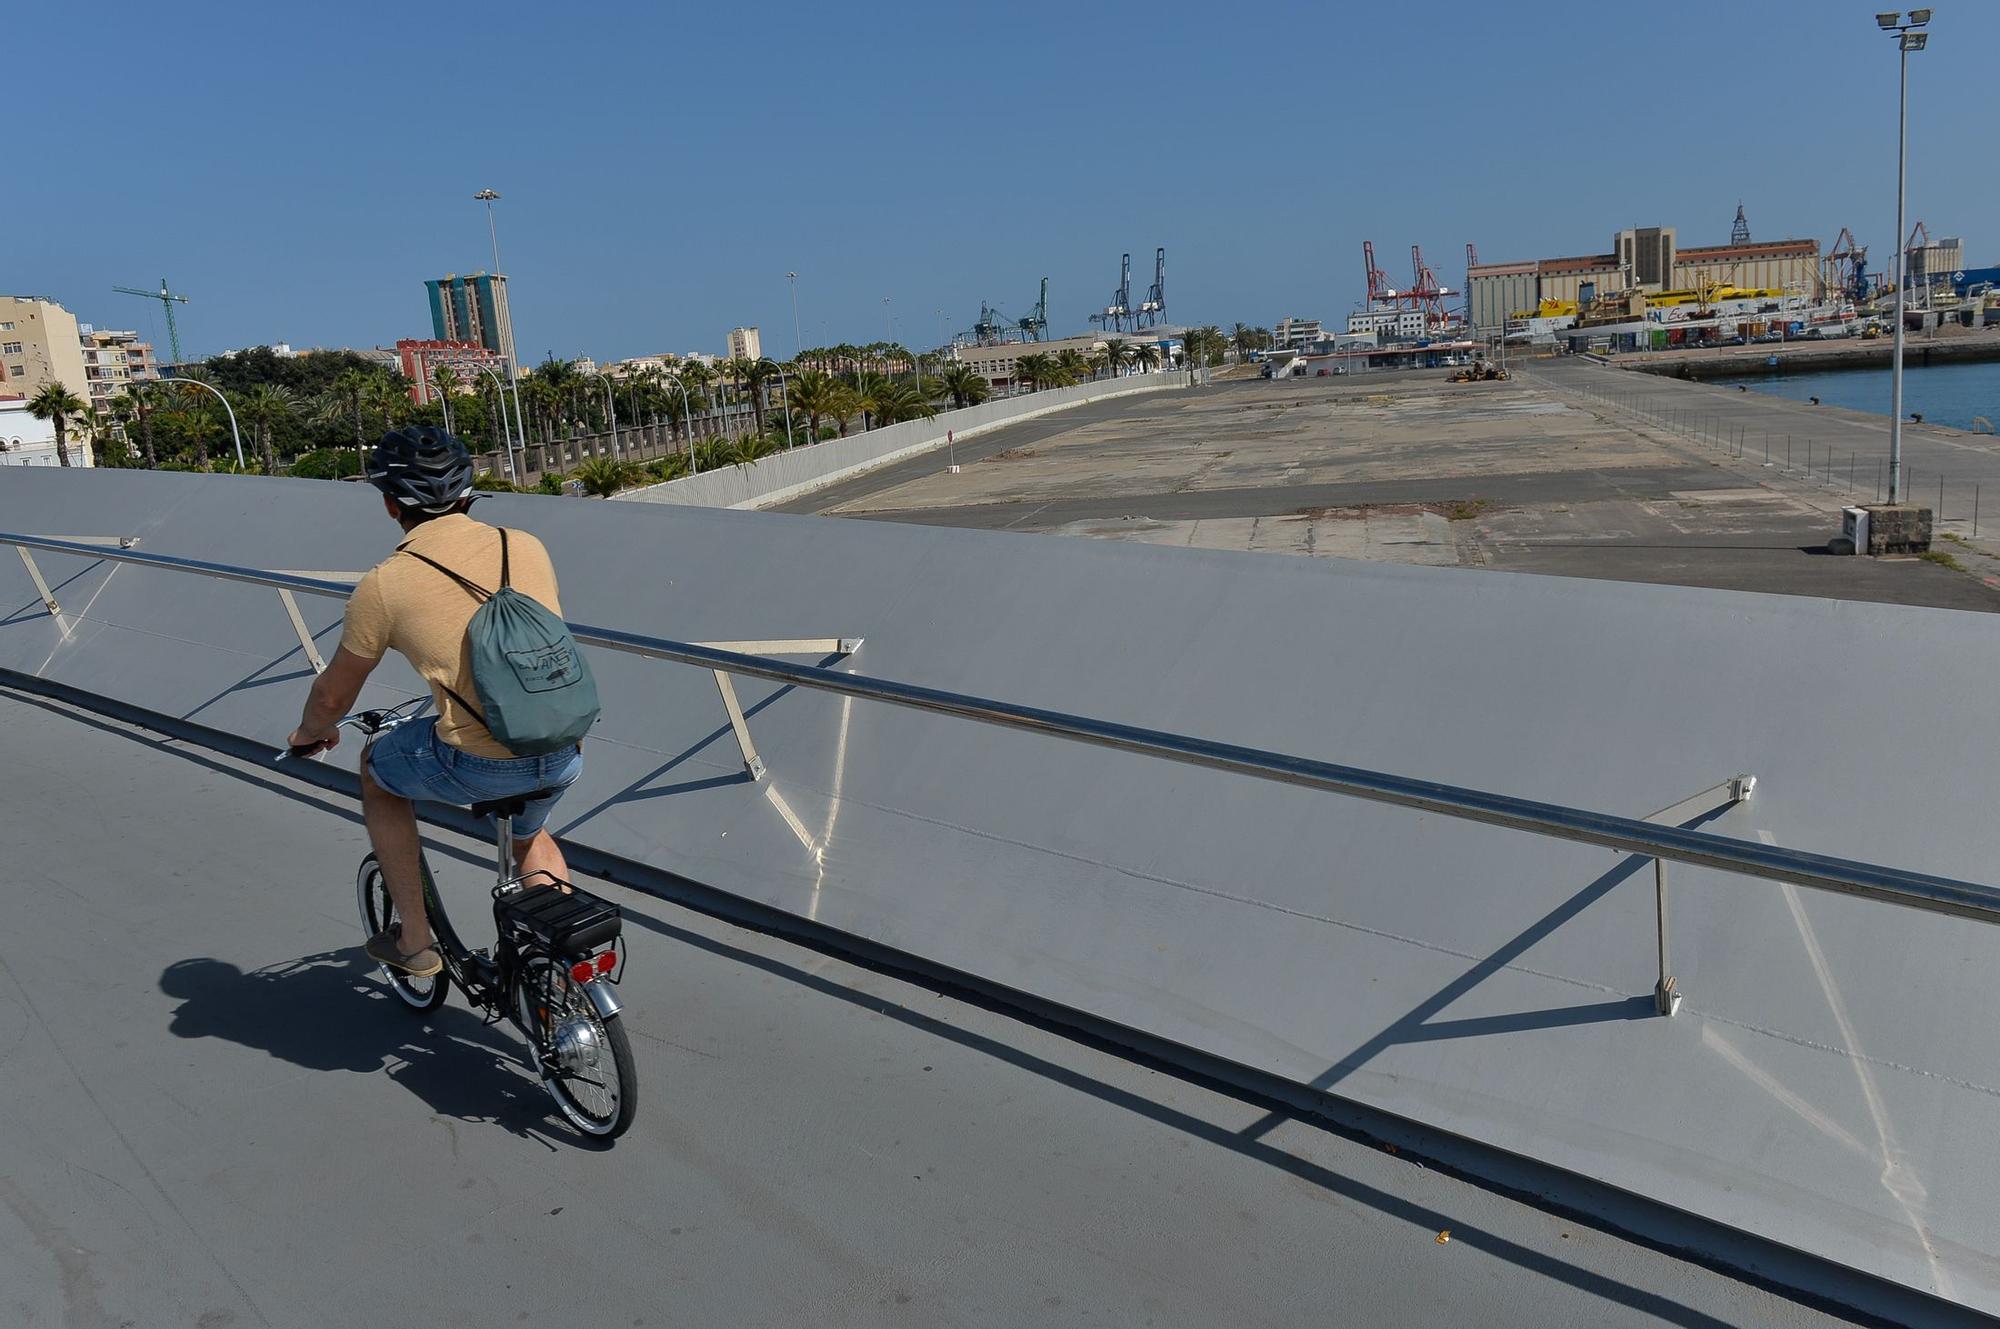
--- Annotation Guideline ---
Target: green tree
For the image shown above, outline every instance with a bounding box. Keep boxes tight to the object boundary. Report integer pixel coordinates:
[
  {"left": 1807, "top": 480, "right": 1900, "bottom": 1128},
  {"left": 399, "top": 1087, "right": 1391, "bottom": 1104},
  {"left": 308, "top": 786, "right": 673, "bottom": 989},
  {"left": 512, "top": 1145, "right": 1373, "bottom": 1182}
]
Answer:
[
  {"left": 1129, "top": 343, "right": 1162, "bottom": 373},
  {"left": 934, "top": 362, "right": 989, "bottom": 409},
  {"left": 237, "top": 384, "right": 298, "bottom": 474},
  {"left": 361, "top": 377, "right": 407, "bottom": 437},
  {"left": 786, "top": 369, "right": 844, "bottom": 442},
  {"left": 1052, "top": 349, "right": 1088, "bottom": 385},
  {"left": 571, "top": 457, "right": 643, "bottom": 497},
  {"left": 330, "top": 368, "right": 371, "bottom": 461},
  {"left": 27, "top": 383, "right": 89, "bottom": 467},
  {"left": 738, "top": 358, "right": 779, "bottom": 437},
  {"left": 1095, "top": 338, "right": 1132, "bottom": 381},
  {"left": 108, "top": 390, "right": 158, "bottom": 469}
]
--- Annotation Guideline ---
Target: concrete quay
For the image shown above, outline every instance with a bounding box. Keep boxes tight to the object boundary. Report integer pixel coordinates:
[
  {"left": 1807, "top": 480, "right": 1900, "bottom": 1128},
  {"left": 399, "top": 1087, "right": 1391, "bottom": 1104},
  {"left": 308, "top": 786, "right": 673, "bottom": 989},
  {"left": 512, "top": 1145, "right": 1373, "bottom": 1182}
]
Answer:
[
  {"left": 1614, "top": 324, "right": 2000, "bottom": 380},
  {"left": 790, "top": 362, "right": 2000, "bottom": 613}
]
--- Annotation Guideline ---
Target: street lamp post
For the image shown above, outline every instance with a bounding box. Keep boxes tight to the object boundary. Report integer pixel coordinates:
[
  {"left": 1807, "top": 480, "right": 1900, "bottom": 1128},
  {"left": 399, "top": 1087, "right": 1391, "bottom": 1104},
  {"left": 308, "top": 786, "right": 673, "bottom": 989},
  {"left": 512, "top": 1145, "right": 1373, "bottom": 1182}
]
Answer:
[
  {"left": 659, "top": 374, "right": 695, "bottom": 473},
  {"left": 430, "top": 370, "right": 454, "bottom": 432},
  {"left": 1878, "top": 8, "right": 1931, "bottom": 504},
  {"left": 597, "top": 374, "right": 620, "bottom": 461},
  {"left": 468, "top": 363, "right": 522, "bottom": 481},
  {"left": 787, "top": 272, "right": 803, "bottom": 359},
  {"left": 158, "top": 376, "right": 244, "bottom": 469},
  {"left": 759, "top": 359, "right": 794, "bottom": 450},
  {"left": 473, "top": 188, "right": 531, "bottom": 487}
]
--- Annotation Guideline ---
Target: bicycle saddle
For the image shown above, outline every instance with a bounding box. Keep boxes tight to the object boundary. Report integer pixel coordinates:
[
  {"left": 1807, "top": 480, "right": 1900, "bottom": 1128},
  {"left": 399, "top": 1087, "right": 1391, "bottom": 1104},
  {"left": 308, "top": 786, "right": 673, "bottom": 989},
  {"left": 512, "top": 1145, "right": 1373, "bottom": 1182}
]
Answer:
[{"left": 470, "top": 789, "right": 560, "bottom": 821}]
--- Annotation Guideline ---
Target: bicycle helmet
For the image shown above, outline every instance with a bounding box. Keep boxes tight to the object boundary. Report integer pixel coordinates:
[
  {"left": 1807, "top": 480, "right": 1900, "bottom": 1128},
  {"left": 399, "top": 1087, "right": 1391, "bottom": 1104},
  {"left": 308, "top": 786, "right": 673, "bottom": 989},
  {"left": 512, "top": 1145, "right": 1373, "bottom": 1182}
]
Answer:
[{"left": 366, "top": 425, "right": 476, "bottom": 514}]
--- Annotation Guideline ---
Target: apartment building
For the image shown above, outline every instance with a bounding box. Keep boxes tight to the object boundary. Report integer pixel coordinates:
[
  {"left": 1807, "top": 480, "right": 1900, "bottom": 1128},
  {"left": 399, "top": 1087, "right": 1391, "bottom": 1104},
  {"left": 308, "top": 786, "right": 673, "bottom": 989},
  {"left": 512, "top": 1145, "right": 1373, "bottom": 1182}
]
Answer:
[{"left": 0, "top": 296, "right": 90, "bottom": 405}]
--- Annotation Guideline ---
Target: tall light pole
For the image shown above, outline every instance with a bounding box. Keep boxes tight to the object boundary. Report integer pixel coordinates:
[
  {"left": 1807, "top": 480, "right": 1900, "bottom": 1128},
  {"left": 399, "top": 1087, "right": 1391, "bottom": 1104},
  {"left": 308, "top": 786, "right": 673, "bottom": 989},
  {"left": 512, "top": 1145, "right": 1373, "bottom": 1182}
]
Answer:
[
  {"left": 1878, "top": 8, "right": 1931, "bottom": 504},
  {"left": 473, "top": 188, "right": 530, "bottom": 489},
  {"left": 430, "top": 369, "right": 454, "bottom": 432},
  {"left": 787, "top": 272, "right": 803, "bottom": 359},
  {"left": 158, "top": 376, "right": 243, "bottom": 469},
  {"left": 659, "top": 374, "right": 695, "bottom": 472},
  {"left": 597, "top": 374, "right": 621, "bottom": 460},
  {"left": 470, "top": 363, "right": 520, "bottom": 481}
]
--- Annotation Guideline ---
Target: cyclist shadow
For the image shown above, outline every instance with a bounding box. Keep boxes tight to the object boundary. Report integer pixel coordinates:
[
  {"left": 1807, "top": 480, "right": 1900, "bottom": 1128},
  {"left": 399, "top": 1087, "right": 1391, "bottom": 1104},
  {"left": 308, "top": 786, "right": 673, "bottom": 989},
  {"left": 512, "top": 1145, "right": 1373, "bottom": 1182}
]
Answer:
[{"left": 160, "top": 951, "right": 565, "bottom": 1149}]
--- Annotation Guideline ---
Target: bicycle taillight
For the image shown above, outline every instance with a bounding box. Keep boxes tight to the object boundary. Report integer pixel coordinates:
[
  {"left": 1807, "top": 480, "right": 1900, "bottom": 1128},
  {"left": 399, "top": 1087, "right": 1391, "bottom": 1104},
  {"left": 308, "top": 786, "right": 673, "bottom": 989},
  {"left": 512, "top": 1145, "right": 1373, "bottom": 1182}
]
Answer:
[{"left": 568, "top": 950, "right": 617, "bottom": 985}]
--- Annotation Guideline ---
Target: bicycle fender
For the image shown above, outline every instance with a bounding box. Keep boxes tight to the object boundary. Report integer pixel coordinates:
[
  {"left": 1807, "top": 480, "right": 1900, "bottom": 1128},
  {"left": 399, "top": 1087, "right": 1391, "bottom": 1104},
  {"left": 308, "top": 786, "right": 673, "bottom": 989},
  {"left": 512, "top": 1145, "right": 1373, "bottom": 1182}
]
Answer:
[{"left": 583, "top": 980, "right": 622, "bottom": 1020}]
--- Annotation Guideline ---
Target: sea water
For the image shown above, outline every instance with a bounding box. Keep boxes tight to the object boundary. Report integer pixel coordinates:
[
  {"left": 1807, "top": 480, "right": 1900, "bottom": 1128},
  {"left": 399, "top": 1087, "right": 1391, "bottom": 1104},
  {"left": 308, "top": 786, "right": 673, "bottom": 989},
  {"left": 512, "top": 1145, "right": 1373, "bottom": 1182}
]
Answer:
[{"left": 1737, "top": 359, "right": 2000, "bottom": 432}]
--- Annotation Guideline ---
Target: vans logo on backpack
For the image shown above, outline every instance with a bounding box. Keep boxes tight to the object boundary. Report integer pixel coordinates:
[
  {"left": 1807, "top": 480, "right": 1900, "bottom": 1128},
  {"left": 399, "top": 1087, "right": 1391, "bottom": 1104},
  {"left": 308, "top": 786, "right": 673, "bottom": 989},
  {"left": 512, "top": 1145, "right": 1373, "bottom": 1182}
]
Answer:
[
  {"left": 509, "top": 643, "right": 579, "bottom": 693},
  {"left": 402, "top": 529, "right": 602, "bottom": 756}
]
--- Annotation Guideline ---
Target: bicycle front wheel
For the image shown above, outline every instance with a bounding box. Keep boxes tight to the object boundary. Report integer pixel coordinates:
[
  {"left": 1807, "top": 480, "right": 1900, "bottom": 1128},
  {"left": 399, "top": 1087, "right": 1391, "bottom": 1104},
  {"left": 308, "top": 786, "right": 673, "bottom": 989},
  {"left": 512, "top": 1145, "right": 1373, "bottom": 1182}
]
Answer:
[
  {"left": 513, "top": 952, "right": 638, "bottom": 1142},
  {"left": 356, "top": 854, "right": 447, "bottom": 1012}
]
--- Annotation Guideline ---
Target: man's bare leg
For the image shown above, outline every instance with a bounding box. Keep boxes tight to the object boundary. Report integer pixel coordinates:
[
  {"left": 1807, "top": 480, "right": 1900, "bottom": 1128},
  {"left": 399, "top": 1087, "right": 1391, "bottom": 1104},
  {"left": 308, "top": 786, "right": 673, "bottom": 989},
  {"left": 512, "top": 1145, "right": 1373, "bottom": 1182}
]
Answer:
[
  {"left": 361, "top": 761, "right": 434, "bottom": 951},
  {"left": 513, "top": 828, "right": 570, "bottom": 891}
]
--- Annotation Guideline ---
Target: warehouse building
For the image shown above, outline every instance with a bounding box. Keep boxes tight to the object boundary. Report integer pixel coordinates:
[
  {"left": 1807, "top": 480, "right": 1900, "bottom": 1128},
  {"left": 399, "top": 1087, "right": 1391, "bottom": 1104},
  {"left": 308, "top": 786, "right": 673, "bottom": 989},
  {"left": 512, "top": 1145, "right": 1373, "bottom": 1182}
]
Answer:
[{"left": 1467, "top": 225, "right": 1821, "bottom": 333}]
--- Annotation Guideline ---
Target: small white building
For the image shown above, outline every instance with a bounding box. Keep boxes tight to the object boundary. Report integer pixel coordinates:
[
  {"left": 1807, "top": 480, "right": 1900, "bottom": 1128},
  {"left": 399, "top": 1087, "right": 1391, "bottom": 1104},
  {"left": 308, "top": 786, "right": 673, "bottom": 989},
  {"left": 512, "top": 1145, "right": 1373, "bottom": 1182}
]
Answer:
[
  {"left": 1347, "top": 308, "right": 1428, "bottom": 341},
  {"left": 0, "top": 397, "right": 92, "bottom": 466}
]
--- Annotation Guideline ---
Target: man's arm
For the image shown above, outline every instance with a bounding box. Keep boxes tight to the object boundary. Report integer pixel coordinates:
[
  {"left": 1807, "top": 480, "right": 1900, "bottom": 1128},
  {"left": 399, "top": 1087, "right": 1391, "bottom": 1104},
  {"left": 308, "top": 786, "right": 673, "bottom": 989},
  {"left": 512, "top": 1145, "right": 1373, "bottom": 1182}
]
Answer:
[{"left": 287, "top": 646, "right": 379, "bottom": 752}]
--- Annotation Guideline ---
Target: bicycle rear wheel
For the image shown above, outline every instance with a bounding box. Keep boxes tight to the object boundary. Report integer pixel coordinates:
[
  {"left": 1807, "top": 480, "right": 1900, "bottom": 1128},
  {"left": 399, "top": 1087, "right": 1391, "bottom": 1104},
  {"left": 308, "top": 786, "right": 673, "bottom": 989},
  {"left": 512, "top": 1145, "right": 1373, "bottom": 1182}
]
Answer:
[
  {"left": 513, "top": 951, "right": 638, "bottom": 1142},
  {"left": 356, "top": 854, "right": 448, "bottom": 1012}
]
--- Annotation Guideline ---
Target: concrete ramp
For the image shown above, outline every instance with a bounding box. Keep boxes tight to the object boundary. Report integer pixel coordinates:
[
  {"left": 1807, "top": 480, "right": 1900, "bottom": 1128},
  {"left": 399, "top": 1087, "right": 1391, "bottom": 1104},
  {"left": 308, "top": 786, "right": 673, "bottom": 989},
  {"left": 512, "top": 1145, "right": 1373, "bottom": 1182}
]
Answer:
[{"left": 4, "top": 466, "right": 1999, "bottom": 1314}]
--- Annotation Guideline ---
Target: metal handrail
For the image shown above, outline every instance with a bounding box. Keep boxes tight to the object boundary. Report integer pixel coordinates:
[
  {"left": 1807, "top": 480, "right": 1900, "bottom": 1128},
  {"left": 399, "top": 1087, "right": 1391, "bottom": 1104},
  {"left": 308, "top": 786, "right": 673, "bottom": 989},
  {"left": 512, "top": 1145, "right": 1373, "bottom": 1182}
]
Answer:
[{"left": 6, "top": 529, "right": 2000, "bottom": 934}]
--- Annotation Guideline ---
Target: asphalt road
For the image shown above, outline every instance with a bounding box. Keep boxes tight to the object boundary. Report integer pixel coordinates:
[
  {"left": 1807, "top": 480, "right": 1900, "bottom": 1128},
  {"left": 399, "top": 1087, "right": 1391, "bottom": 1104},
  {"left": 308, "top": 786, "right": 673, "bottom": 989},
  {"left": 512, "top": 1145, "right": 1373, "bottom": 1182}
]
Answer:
[{"left": 0, "top": 686, "right": 1865, "bottom": 1328}]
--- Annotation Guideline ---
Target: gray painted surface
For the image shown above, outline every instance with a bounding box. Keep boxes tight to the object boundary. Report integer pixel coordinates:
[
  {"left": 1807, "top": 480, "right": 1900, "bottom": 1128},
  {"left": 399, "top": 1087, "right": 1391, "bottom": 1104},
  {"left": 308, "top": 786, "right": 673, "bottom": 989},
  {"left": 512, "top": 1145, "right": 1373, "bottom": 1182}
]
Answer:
[
  {"left": 3, "top": 466, "right": 1999, "bottom": 1313},
  {"left": 0, "top": 690, "right": 1866, "bottom": 1328},
  {"left": 618, "top": 373, "right": 1184, "bottom": 509}
]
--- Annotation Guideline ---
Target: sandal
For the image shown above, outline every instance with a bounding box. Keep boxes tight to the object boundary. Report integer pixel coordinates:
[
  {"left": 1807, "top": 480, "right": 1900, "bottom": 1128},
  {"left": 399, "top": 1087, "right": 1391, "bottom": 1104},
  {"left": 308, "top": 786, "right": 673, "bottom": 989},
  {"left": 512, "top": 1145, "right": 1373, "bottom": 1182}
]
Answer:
[{"left": 365, "top": 927, "right": 443, "bottom": 977}]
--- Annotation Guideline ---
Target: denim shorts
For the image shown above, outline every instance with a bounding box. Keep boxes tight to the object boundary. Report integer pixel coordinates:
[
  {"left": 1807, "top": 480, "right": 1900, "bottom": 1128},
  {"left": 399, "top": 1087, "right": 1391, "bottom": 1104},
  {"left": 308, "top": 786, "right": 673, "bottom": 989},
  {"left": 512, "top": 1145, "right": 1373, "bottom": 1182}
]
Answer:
[{"left": 365, "top": 717, "right": 583, "bottom": 838}]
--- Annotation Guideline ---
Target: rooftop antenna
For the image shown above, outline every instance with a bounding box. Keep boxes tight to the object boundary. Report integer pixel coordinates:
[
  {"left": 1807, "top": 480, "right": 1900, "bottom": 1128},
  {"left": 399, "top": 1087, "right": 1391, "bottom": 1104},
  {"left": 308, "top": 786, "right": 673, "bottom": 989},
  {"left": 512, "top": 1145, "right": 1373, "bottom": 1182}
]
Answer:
[
  {"left": 113, "top": 277, "right": 190, "bottom": 364},
  {"left": 1731, "top": 202, "right": 1751, "bottom": 245}
]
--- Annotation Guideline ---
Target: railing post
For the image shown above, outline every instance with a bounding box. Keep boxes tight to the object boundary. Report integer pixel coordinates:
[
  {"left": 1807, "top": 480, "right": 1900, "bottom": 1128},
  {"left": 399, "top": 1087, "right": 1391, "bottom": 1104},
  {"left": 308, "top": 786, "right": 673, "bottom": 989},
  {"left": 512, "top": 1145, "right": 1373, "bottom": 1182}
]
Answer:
[
  {"left": 712, "top": 670, "right": 766, "bottom": 781},
  {"left": 1654, "top": 857, "right": 1680, "bottom": 1016},
  {"left": 276, "top": 588, "right": 326, "bottom": 673},
  {"left": 14, "top": 546, "right": 61, "bottom": 616}
]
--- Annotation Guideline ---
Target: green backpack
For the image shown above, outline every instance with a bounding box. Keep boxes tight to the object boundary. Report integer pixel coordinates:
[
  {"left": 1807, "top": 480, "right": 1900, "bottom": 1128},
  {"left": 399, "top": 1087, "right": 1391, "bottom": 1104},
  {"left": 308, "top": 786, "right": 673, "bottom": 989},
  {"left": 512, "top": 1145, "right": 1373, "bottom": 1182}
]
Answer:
[{"left": 403, "top": 528, "right": 600, "bottom": 756}]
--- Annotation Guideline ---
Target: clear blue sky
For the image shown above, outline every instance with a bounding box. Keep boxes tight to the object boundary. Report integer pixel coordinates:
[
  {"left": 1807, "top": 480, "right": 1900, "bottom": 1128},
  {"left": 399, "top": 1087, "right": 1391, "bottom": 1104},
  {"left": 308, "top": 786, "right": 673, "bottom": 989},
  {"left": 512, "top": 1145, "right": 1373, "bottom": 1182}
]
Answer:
[{"left": 14, "top": 1, "right": 1997, "bottom": 363}]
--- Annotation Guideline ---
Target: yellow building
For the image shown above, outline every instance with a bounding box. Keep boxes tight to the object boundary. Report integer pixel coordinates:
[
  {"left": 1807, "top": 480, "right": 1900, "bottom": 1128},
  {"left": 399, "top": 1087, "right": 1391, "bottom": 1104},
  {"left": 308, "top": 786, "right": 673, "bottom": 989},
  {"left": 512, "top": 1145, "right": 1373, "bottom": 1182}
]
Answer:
[{"left": 0, "top": 296, "right": 90, "bottom": 406}]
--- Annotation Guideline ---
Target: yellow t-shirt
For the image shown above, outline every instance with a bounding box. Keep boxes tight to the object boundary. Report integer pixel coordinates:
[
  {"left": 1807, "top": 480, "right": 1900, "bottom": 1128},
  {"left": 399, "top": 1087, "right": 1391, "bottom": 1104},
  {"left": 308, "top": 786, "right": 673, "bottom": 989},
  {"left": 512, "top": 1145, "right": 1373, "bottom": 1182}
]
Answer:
[{"left": 339, "top": 514, "right": 564, "bottom": 758}]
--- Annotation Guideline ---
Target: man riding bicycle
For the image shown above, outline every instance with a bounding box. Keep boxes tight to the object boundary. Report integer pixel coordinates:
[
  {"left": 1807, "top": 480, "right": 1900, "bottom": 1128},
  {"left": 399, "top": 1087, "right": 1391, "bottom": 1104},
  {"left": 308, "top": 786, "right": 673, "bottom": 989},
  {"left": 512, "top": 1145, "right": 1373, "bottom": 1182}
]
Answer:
[{"left": 288, "top": 427, "right": 583, "bottom": 978}]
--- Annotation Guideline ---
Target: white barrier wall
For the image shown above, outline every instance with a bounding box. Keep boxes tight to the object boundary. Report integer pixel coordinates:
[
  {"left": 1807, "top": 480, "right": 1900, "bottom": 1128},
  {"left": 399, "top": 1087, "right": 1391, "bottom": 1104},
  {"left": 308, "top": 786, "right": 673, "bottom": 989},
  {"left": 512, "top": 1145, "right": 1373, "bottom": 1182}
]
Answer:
[{"left": 618, "top": 373, "right": 1185, "bottom": 510}]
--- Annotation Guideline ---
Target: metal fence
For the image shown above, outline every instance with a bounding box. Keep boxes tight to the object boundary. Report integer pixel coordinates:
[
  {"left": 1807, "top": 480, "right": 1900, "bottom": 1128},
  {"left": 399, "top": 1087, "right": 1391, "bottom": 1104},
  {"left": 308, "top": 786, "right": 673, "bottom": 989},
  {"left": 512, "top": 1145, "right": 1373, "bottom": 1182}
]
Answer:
[{"left": 6, "top": 528, "right": 2000, "bottom": 1022}]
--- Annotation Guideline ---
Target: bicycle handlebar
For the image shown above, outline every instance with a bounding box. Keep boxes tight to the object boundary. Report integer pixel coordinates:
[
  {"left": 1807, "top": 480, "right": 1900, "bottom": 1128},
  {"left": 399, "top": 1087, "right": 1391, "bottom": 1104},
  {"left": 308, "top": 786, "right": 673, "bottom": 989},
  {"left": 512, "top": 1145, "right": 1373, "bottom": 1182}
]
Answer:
[{"left": 275, "top": 699, "right": 429, "bottom": 763}]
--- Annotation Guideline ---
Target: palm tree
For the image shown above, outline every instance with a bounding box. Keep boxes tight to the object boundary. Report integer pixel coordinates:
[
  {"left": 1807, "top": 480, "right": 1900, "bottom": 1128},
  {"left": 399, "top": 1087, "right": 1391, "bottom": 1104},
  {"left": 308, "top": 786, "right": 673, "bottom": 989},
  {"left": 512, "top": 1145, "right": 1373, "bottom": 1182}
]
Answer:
[
  {"left": 828, "top": 383, "right": 860, "bottom": 436},
  {"left": 107, "top": 390, "right": 157, "bottom": 469},
  {"left": 571, "top": 456, "right": 643, "bottom": 497},
  {"left": 874, "top": 381, "right": 936, "bottom": 426},
  {"left": 1096, "top": 338, "right": 1132, "bottom": 381},
  {"left": 1231, "top": 323, "right": 1256, "bottom": 361},
  {"left": 1129, "top": 343, "right": 1162, "bottom": 373},
  {"left": 167, "top": 384, "right": 217, "bottom": 471},
  {"left": 786, "top": 369, "right": 844, "bottom": 442},
  {"left": 361, "top": 377, "right": 406, "bottom": 437},
  {"left": 738, "top": 358, "right": 778, "bottom": 437},
  {"left": 1014, "top": 354, "right": 1052, "bottom": 392},
  {"left": 934, "top": 362, "right": 988, "bottom": 410},
  {"left": 237, "top": 384, "right": 298, "bottom": 474},
  {"left": 1053, "top": 349, "right": 1089, "bottom": 385},
  {"left": 330, "top": 368, "right": 371, "bottom": 465},
  {"left": 27, "top": 383, "right": 89, "bottom": 467}
]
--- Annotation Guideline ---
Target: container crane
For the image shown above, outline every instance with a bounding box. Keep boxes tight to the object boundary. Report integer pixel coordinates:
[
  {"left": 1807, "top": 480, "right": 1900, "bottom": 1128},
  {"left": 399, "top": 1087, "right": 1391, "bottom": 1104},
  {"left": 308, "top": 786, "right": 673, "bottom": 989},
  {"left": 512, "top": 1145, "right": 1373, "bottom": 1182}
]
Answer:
[
  {"left": 1015, "top": 278, "right": 1049, "bottom": 341},
  {"left": 1362, "top": 241, "right": 1392, "bottom": 309},
  {"left": 113, "top": 277, "right": 190, "bottom": 365},
  {"left": 1138, "top": 248, "right": 1165, "bottom": 327},
  {"left": 1824, "top": 228, "right": 1869, "bottom": 303},
  {"left": 1408, "top": 245, "right": 1450, "bottom": 327},
  {"left": 1092, "top": 253, "right": 1133, "bottom": 332}
]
